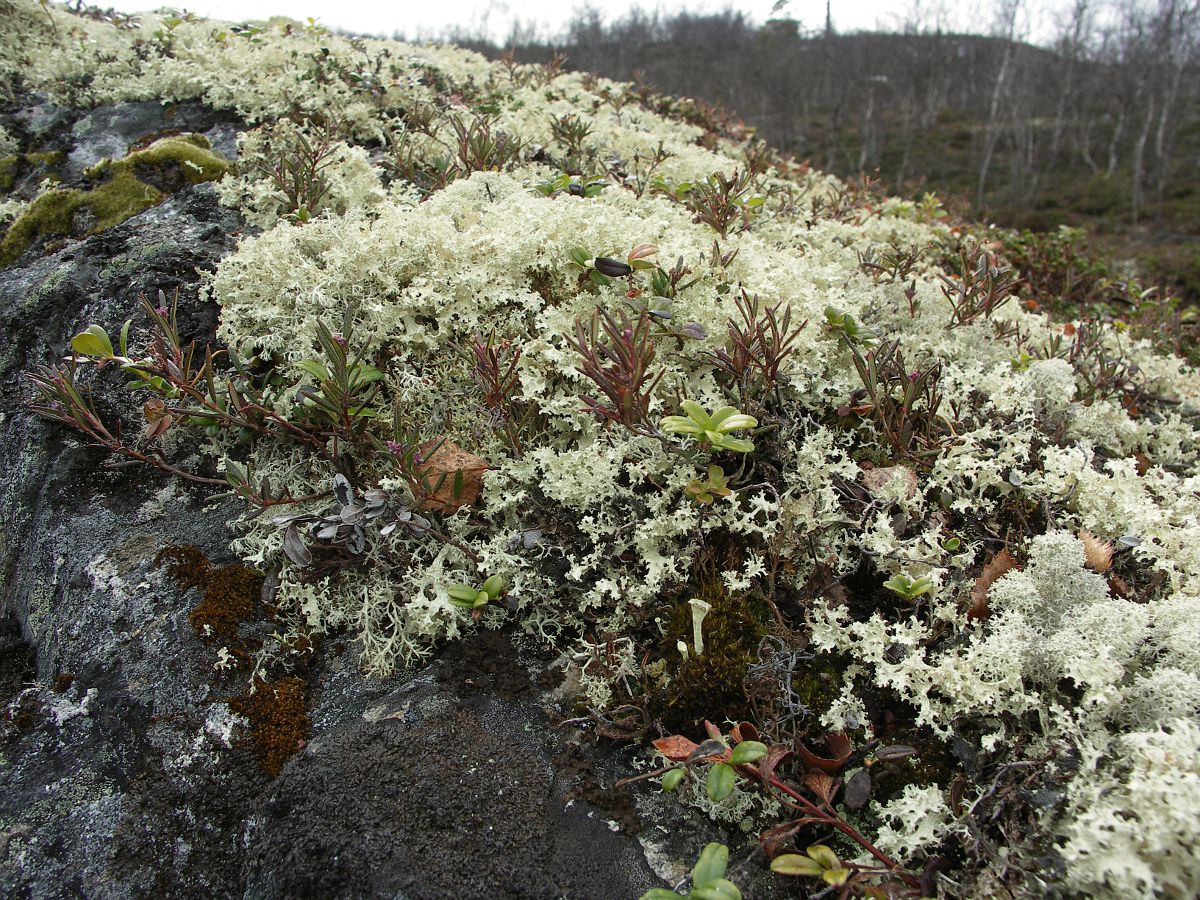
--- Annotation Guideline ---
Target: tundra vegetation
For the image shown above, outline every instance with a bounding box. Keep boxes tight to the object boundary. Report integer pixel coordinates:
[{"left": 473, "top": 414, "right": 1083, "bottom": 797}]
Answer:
[
  {"left": 454, "top": 2, "right": 1200, "bottom": 308},
  {"left": 3, "top": 2, "right": 1200, "bottom": 897}
]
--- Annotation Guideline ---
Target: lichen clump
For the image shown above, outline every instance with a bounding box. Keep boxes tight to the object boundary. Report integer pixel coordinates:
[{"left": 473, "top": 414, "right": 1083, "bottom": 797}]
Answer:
[{"left": 8, "top": 2, "right": 1200, "bottom": 895}]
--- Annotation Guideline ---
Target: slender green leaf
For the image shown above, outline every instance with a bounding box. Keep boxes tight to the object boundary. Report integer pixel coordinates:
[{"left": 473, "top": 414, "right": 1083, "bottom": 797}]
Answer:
[{"left": 118, "top": 319, "right": 132, "bottom": 357}]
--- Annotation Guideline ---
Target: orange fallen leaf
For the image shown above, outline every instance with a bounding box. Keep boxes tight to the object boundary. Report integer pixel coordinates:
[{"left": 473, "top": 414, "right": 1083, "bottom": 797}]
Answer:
[
  {"left": 652, "top": 735, "right": 698, "bottom": 761},
  {"left": 416, "top": 438, "right": 489, "bottom": 514}
]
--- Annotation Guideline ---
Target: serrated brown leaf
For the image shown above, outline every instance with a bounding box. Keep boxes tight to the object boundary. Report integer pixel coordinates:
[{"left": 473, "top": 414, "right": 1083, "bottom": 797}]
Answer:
[
  {"left": 1078, "top": 530, "right": 1113, "bottom": 573},
  {"left": 760, "top": 820, "right": 805, "bottom": 858},
  {"left": 803, "top": 770, "right": 839, "bottom": 807},
  {"left": 968, "top": 548, "right": 1019, "bottom": 621}
]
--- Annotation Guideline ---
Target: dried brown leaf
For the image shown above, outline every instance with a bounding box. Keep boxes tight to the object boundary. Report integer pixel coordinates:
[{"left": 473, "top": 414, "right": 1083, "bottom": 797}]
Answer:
[
  {"left": 651, "top": 735, "right": 698, "bottom": 761},
  {"left": 1078, "top": 530, "right": 1113, "bottom": 573},
  {"left": 969, "top": 548, "right": 1019, "bottom": 621},
  {"left": 844, "top": 768, "right": 872, "bottom": 810},
  {"left": 802, "top": 770, "right": 839, "bottom": 807}
]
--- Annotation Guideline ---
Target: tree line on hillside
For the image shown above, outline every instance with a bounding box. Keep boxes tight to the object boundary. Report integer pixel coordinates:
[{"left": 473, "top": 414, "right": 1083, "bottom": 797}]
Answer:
[{"left": 414, "top": 1, "right": 1198, "bottom": 233}]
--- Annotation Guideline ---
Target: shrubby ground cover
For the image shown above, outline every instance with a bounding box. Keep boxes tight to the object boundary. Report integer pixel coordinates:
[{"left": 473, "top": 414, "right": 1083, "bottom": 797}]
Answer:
[{"left": 3, "top": 2, "right": 1199, "bottom": 896}]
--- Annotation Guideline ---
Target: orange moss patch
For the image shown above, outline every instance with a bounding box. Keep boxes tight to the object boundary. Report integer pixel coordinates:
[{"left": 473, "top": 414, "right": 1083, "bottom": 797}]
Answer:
[
  {"left": 156, "top": 545, "right": 264, "bottom": 645},
  {"left": 232, "top": 677, "right": 310, "bottom": 777},
  {"left": 156, "top": 544, "right": 209, "bottom": 591},
  {"left": 188, "top": 564, "right": 263, "bottom": 644},
  {"left": 157, "top": 546, "right": 309, "bottom": 777}
]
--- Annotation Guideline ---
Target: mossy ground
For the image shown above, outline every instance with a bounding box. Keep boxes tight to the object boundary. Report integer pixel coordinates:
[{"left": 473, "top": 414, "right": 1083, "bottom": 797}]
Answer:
[
  {"left": 657, "top": 544, "right": 769, "bottom": 733},
  {"left": 230, "top": 676, "right": 310, "bottom": 777}
]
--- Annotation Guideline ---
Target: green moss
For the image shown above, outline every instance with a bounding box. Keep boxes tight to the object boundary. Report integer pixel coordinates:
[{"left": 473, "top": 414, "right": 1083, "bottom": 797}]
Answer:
[
  {"left": 658, "top": 549, "right": 769, "bottom": 732},
  {"left": 0, "top": 135, "right": 229, "bottom": 267},
  {"left": 0, "top": 151, "right": 66, "bottom": 195},
  {"left": 0, "top": 187, "right": 85, "bottom": 266},
  {"left": 126, "top": 133, "right": 231, "bottom": 184},
  {"left": 0, "top": 155, "right": 17, "bottom": 193},
  {"left": 790, "top": 665, "right": 843, "bottom": 731},
  {"left": 25, "top": 150, "right": 65, "bottom": 167},
  {"left": 87, "top": 169, "right": 165, "bottom": 228}
]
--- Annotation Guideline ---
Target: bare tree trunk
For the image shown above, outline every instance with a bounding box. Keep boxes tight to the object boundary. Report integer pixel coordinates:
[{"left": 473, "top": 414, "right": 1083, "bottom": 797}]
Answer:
[
  {"left": 1049, "top": 0, "right": 1090, "bottom": 166},
  {"left": 1151, "top": 1, "right": 1197, "bottom": 208},
  {"left": 977, "top": 0, "right": 1023, "bottom": 210},
  {"left": 1131, "top": 96, "right": 1156, "bottom": 224},
  {"left": 1105, "top": 107, "right": 1125, "bottom": 178}
]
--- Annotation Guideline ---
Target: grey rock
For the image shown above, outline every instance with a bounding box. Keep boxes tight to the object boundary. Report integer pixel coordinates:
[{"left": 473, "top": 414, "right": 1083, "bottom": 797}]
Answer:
[{"left": 66, "top": 101, "right": 241, "bottom": 180}]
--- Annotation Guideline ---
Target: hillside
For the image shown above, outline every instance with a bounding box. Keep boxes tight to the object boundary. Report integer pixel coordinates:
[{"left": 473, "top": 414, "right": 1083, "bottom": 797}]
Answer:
[
  {"left": 2, "top": 2, "right": 1200, "bottom": 898},
  {"left": 460, "top": 10, "right": 1200, "bottom": 304}
]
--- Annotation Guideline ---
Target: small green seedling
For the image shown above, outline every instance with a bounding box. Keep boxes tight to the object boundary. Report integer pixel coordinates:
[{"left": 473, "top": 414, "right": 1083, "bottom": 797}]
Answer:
[
  {"left": 686, "top": 465, "right": 733, "bottom": 505},
  {"left": 661, "top": 401, "right": 757, "bottom": 453},
  {"left": 447, "top": 574, "right": 506, "bottom": 610},
  {"left": 640, "top": 842, "right": 743, "bottom": 900},
  {"left": 534, "top": 173, "right": 606, "bottom": 198},
  {"left": 882, "top": 572, "right": 936, "bottom": 601},
  {"left": 770, "top": 844, "right": 850, "bottom": 887},
  {"left": 659, "top": 736, "right": 767, "bottom": 803},
  {"left": 824, "top": 305, "right": 876, "bottom": 347}
]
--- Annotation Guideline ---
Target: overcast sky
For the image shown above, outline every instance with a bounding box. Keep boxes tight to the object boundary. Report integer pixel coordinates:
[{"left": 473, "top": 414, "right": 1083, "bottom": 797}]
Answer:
[{"left": 95, "top": 0, "right": 1058, "bottom": 44}]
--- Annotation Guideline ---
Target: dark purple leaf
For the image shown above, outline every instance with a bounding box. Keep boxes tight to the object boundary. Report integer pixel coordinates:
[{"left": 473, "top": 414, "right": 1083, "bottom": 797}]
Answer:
[{"left": 844, "top": 768, "right": 872, "bottom": 810}]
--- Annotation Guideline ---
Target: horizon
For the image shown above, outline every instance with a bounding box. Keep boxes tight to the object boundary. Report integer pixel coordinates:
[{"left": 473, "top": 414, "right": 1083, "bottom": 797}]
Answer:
[{"left": 93, "top": 0, "right": 1076, "bottom": 46}]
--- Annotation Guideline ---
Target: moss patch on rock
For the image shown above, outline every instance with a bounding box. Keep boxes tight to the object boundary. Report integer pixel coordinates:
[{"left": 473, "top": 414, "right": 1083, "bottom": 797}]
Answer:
[
  {"left": 231, "top": 676, "right": 310, "bottom": 778},
  {"left": 0, "top": 134, "right": 229, "bottom": 266},
  {"left": 659, "top": 548, "right": 769, "bottom": 732}
]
